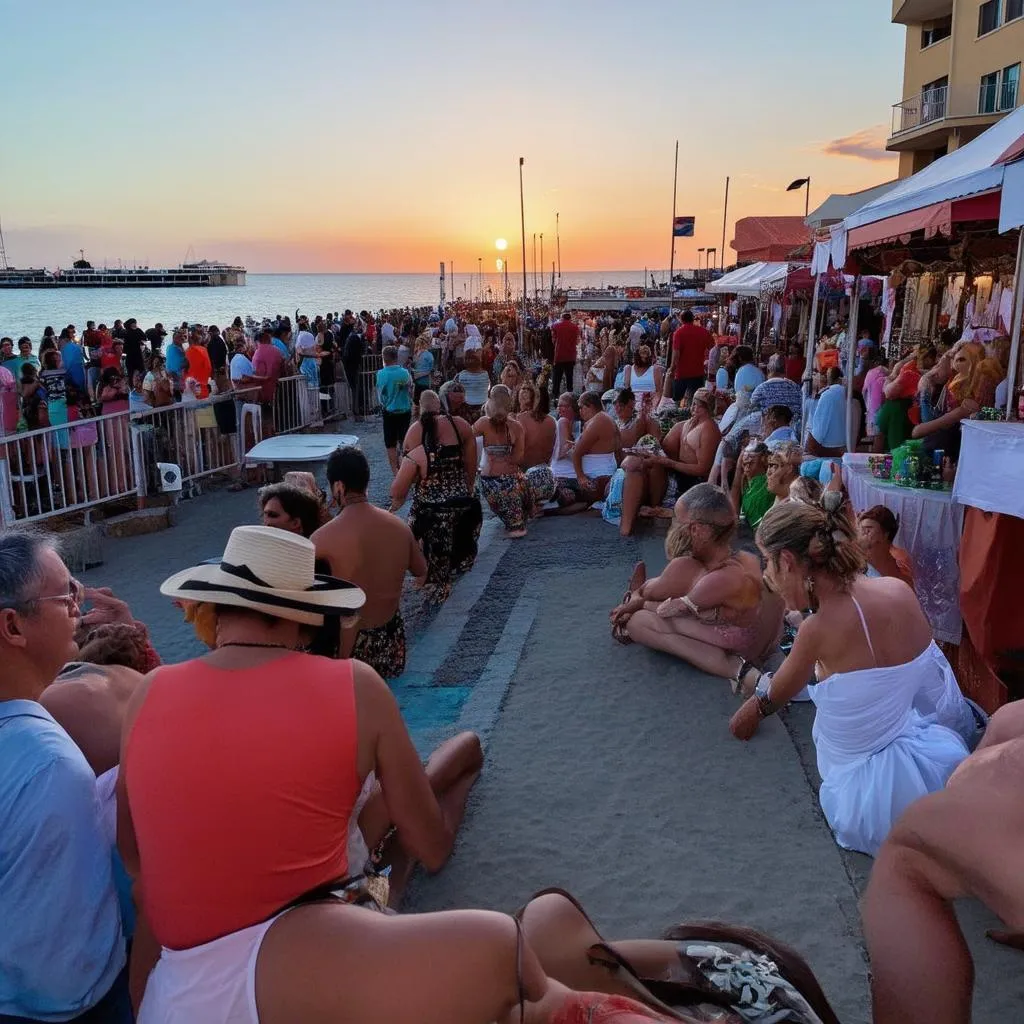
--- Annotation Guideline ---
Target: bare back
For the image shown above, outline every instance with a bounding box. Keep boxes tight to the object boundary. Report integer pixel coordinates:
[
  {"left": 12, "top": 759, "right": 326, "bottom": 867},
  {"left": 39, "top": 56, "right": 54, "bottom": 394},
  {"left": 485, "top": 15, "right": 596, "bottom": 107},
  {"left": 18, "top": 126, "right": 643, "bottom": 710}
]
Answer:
[
  {"left": 517, "top": 412, "right": 556, "bottom": 469},
  {"left": 579, "top": 410, "right": 618, "bottom": 455},
  {"left": 313, "top": 505, "right": 423, "bottom": 629},
  {"left": 813, "top": 575, "right": 933, "bottom": 678}
]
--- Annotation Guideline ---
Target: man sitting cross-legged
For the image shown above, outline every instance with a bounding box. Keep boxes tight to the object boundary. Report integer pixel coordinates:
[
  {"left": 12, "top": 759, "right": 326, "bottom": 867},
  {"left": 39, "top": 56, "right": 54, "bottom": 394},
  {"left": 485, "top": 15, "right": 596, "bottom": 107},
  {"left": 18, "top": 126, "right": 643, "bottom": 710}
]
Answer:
[{"left": 618, "top": 387, "right": 721, "bottom": 535}]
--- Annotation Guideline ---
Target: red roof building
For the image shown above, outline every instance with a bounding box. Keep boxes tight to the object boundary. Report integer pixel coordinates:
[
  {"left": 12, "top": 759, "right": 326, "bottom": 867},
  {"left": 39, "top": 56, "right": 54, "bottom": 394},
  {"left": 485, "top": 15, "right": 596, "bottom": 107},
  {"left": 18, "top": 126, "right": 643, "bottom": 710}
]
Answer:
[{"left": 731, "top": 216, "right": 812, "bottom": 263}]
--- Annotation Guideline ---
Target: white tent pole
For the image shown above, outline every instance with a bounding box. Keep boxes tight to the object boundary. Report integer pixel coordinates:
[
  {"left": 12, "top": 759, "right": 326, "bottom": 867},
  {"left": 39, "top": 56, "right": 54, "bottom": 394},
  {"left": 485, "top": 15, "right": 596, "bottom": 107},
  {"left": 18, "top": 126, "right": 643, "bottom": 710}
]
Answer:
[
  {"left": 845, "top": 275, "right": 862, "bottom": 452},
  {"left": 804, "top": 271, "right": 821, "bottom": 402},
  {"left": 1004, "top": 228, "right": 1024, "bottom": 420}
]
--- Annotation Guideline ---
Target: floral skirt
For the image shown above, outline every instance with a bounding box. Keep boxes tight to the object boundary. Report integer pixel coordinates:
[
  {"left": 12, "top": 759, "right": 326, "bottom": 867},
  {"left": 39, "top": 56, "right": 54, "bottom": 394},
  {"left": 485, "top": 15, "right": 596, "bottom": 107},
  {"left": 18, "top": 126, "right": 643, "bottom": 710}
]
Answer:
[
  {"left": 480, "top": 473, "right": 533, "bottom": 531},
  {"left": 525, "top": 464, "right": 556, "bottom": 505},
  {"left": 352, "top": 610, "right": 407, "bottom": 680}
]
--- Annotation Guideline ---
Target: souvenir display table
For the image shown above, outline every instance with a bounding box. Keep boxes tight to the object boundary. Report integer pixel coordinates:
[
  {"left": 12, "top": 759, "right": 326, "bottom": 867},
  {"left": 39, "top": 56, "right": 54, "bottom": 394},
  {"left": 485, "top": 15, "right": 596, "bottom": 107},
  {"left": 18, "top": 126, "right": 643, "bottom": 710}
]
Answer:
[{"left": 843, "top": 462, "right": 963, "bottom": 644}]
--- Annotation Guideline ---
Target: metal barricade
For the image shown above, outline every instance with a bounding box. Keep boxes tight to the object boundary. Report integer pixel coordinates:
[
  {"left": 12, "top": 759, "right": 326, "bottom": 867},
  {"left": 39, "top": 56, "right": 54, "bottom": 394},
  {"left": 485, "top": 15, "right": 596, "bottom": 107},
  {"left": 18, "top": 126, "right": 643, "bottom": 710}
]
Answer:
[
  {"left": 357, "top": 352, "right": 383, "bottom": 416},
  {"left": 0, "top": 377, "right": 332, "bottom": 525},
  {"left": 129, "top": 388, "right": 260, "bottom": 495},
  {"left": 1, "top": 409, "right": 139, "bottom": 526}
]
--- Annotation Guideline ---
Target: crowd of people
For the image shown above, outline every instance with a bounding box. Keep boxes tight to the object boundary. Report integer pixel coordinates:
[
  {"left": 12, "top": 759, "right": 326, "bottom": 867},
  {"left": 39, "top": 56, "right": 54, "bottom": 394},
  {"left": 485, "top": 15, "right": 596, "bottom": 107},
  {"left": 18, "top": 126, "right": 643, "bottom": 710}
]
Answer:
[{"left": 1, "top": 297, "right": 1019, "bottom": 1024}]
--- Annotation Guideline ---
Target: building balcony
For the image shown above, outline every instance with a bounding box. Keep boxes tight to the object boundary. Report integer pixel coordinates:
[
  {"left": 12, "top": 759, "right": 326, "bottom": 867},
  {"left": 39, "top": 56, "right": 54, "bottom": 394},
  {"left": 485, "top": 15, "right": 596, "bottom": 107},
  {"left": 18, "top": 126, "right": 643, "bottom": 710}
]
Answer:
[
  {"left": 892, "top": 0, "right": 953, "bottom": 24},
  {"left": 887, "top": 82, "right": 1019, "bottom": 150}
]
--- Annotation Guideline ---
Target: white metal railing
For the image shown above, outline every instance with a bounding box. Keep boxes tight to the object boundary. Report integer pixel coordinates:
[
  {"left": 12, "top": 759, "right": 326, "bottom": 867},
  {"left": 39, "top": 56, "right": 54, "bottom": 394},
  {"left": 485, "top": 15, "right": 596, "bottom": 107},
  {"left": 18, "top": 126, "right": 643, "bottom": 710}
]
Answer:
[
  {"left": 0, "top": 375, "right": 330, "bottom": 525},
  {"left": 1, "top": 409, "right": 140, "bottom": 525},
  {"left": 891, "top": 85, "right": 948, "bottom": 136}
]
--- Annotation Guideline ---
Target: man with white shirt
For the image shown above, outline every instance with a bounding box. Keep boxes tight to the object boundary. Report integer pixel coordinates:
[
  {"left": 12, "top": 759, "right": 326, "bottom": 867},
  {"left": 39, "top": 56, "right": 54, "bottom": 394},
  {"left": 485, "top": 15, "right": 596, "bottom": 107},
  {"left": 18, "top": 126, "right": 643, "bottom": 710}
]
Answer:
[{"left": 380, "top": 315, "right": 397, "bottom": 347}]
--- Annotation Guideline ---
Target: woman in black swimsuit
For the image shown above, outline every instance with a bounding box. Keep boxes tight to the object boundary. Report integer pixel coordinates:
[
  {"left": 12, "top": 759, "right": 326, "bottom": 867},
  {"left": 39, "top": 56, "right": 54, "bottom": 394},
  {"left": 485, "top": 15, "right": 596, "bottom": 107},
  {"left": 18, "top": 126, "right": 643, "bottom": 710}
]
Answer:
[{"left": 390, "top": 391, "right": 481, "bottom": 603}]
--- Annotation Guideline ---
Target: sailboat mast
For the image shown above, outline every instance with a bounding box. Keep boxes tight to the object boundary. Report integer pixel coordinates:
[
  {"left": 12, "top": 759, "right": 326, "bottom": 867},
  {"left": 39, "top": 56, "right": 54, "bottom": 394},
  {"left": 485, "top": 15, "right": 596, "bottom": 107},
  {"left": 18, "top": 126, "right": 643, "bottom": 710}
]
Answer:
[{"left": 0, "top": 216, "right": 8, "bottom": 271}]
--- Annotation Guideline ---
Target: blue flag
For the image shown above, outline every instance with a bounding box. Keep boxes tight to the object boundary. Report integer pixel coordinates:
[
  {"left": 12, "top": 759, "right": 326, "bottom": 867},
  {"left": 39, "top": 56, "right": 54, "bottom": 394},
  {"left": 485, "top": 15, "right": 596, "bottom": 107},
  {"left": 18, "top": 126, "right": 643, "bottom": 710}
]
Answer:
[{"left": 673, "top": 216, "right": 695, "bottom": 237}]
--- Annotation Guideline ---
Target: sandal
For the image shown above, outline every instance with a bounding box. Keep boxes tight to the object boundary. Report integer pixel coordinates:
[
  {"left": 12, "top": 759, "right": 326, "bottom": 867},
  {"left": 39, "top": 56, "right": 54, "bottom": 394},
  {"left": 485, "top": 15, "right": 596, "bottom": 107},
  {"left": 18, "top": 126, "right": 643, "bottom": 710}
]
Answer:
[{"left": 730, "top": 660, "right": 761, "bottom": 697}]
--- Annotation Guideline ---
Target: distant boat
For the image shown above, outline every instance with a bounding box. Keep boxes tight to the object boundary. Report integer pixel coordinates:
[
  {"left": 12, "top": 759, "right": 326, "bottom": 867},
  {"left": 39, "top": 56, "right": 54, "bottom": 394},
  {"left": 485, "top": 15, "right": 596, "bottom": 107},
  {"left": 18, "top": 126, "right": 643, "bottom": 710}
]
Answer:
[{"left": 0, "top": 246, "right": 246, "bottom": 289}]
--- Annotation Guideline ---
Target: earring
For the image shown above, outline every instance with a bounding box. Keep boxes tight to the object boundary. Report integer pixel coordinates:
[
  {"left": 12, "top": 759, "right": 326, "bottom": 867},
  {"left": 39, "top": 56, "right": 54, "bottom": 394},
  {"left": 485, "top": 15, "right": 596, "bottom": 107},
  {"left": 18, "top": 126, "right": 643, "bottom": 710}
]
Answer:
[{"left": 804, "top": 576, "right": 815, "bottom": 602}]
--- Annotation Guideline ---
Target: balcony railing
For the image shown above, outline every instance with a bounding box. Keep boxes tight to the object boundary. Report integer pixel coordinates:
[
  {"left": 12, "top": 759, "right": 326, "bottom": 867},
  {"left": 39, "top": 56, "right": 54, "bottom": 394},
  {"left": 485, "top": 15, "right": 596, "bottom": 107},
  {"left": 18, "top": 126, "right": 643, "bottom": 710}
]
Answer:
[
  {"left": 891, "top": 80, "right": 1021, "bottom": 138},
  {"left": 891, "top": 86, "right": 948, "bottom": 136}
]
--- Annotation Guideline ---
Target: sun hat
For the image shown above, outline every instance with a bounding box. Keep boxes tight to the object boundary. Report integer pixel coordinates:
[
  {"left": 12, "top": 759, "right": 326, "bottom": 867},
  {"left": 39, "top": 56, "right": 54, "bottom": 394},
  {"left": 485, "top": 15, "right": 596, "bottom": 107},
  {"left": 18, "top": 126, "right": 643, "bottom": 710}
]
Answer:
[{"left": 160, "top": 525, "right": 365, "bottom": 626}]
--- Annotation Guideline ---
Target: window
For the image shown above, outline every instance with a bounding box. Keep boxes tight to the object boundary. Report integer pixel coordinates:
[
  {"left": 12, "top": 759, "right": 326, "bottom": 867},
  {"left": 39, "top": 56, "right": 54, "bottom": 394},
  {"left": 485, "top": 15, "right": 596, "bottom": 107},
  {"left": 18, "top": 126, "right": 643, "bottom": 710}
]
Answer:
[
  {"left": 1007, "top": 0, "right": 1023, "bottom": 21},
  {"left": 978, "top": 0, "right": 1001, "bottom": 35},
  {"left": 980, "top": 71, "right": 1000, "bottom": 112},
  {"left": 921, "top": 14, "right": 952, "bottom": 46},
  {"left": 1001, "top": 63, "right": 1021, "bottom": 110}
]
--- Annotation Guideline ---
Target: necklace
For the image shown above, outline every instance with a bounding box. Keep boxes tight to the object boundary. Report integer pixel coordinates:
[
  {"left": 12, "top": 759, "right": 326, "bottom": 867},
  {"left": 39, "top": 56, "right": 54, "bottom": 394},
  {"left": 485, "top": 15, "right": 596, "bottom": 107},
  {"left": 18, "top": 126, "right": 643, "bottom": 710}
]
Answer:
[{"left": 218, "top": 641, "right": 291, "bottom": 650}]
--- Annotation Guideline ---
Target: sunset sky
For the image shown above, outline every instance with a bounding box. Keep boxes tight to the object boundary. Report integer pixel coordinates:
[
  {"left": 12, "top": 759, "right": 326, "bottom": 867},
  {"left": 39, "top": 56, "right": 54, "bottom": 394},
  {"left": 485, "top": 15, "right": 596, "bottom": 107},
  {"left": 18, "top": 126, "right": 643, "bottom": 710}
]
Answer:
[{"left": 2, "top": 1, "right": 905, "bottom": 273}]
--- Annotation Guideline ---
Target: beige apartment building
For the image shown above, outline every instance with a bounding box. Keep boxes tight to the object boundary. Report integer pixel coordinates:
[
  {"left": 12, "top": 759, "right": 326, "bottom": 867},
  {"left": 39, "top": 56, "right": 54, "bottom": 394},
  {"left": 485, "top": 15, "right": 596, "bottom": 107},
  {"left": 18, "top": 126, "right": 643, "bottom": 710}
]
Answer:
[{"left": 887, "top": 0, "right": 1024, "bottom": 177}]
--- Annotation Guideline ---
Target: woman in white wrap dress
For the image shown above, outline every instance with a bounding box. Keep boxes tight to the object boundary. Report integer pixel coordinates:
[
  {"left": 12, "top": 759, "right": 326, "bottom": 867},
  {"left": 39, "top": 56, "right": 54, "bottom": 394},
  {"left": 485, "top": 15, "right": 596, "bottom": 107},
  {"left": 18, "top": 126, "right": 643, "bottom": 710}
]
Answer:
[{"left": 729, "top": 493, "right": 979, "bottom": 856}]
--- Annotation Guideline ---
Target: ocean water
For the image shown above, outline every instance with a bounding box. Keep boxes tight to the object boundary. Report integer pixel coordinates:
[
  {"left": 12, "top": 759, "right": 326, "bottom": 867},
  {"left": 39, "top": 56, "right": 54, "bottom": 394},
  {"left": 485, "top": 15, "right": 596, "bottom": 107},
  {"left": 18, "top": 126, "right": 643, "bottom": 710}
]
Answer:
[{"left": 0, "top": 270, "right": 669, "bottom": 341}]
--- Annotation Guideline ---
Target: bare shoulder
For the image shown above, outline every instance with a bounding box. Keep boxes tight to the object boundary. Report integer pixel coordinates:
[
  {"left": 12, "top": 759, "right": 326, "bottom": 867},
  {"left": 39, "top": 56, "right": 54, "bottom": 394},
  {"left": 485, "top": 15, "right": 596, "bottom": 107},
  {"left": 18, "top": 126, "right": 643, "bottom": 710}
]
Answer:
[{"left": 734, "top": 550, "right": 762, "bottom": 575}]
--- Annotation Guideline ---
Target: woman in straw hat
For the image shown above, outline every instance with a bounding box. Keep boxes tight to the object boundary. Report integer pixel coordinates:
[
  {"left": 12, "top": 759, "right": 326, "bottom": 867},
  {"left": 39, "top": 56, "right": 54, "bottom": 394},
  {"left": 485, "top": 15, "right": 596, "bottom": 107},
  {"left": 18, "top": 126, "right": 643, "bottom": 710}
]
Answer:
[{"left": 117, "top": 526, "right": 498, "bottom": 1022}]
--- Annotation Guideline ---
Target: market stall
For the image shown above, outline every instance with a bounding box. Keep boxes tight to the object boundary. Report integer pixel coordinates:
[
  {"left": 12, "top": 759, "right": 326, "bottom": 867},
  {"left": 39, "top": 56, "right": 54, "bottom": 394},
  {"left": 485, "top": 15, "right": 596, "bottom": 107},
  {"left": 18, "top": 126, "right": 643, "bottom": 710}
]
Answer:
[{"left": 831, "top": 109, "right": 1024, "bottom": 708}]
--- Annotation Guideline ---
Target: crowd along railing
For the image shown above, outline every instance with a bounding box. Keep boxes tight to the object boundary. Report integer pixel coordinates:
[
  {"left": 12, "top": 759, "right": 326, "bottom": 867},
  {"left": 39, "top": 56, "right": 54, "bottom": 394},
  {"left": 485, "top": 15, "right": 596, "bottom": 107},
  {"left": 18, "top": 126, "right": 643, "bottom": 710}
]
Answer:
[
  {"left": 0, "top": 376, "right": 330, "bottom": 527},
  {"left": 0, "top": 408, "right": 141, "bottom": 526}
]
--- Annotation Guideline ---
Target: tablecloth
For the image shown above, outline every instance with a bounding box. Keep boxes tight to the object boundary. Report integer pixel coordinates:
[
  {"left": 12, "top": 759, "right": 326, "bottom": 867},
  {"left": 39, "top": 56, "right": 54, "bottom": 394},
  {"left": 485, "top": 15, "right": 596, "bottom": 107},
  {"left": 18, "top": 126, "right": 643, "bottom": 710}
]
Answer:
[
  {"left": 843, "top": 466, "right": 963, "bottom": 644},
  {"left": 952, "top": 420, "right": 1024, "bottom": 520}
]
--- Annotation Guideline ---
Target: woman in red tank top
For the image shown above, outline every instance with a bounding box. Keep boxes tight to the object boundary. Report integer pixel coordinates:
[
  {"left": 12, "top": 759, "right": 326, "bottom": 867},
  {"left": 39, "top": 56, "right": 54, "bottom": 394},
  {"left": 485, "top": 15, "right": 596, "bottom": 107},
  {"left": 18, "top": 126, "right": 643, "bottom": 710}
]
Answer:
[{"left": 117, "top": 526, "right": 541, "bottom": 1023}]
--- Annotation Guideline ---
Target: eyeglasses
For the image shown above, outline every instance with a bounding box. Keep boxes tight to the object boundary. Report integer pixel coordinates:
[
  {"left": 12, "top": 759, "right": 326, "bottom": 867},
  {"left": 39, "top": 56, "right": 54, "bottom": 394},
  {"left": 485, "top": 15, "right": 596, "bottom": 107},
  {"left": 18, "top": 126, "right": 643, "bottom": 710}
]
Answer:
[{"left": 4, "top": 577, "right": 85, "bottom": 612}]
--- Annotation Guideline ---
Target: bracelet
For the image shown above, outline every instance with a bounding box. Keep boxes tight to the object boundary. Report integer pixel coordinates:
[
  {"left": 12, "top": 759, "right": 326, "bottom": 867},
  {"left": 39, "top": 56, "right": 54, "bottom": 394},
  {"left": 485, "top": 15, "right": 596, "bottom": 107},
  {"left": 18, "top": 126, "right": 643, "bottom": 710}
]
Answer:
[{"left": 755, "top": 691, "right": 778, "bottom": 718}]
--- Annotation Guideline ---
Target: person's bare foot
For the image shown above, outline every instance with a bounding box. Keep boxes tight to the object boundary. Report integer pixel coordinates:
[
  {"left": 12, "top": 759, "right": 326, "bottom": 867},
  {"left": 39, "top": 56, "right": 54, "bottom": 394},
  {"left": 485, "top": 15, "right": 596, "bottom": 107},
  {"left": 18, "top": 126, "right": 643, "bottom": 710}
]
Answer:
[
  {"left": 638, "top": 505, "right": 673, "bottom": 519},
  {"left": 627, "top": 561, "right": 647, "bottom": 594},
  {"left": 506, "top": 529, "right": 527, "bottom": 539}
]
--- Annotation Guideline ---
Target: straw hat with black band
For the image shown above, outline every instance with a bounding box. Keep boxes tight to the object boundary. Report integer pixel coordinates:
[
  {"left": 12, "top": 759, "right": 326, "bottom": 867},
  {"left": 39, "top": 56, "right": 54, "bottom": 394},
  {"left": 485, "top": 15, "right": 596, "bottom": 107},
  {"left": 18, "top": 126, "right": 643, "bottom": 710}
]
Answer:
[{"left": 160, "top": 525, "right": 365, "bottom": 626}]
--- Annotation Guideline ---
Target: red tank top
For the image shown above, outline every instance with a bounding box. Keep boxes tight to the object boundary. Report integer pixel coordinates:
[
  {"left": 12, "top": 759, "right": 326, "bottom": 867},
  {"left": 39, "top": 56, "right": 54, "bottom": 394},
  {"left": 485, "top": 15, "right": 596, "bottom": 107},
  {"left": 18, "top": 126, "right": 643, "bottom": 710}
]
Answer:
[{"left": 124, "top": 653, "right": 361, "bottom": 949}]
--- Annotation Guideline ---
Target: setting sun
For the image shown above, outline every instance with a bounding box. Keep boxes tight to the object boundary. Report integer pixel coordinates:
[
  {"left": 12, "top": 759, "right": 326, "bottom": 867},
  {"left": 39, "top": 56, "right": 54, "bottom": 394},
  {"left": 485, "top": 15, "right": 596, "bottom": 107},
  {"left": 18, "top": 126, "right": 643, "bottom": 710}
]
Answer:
[{"left": 495, "top": 238, "right": 508, "bottom": 251}]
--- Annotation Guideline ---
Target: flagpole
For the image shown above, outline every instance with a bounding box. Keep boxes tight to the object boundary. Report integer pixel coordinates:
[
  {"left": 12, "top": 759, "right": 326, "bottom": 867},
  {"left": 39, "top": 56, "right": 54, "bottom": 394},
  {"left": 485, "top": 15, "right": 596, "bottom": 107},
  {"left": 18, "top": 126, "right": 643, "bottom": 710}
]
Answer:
[
  {"left": 556, "top": 212, "right": 561, "bottom": 282},
  {"left": 720, "top": 176, "right": 730, "bottom": 272},
  {"left": 519, "top": 158, "right": 528, "bottom": 350},
  {"left": 668, "top": 140, "right": 679, "bottom": 317},
  {"left": 540, "top": 233, "right": 544, "bottom": 300},
  {"left": 805, "top": 176, "right": 811, "bottom": 218}
]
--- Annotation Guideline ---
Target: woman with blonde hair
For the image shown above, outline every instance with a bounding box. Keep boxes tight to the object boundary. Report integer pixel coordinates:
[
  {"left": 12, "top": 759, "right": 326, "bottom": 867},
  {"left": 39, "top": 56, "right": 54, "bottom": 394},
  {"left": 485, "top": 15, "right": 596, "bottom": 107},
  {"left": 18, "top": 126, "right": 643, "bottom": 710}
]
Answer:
[
  {"left": 913, "top": 340, "right": 995, "bottom": 456},
  {"left": 474, "top": 384, "right": 532, "bottom": 538},
  {"left": 730, "top": 494, "right": 982, "bottom": 855}
]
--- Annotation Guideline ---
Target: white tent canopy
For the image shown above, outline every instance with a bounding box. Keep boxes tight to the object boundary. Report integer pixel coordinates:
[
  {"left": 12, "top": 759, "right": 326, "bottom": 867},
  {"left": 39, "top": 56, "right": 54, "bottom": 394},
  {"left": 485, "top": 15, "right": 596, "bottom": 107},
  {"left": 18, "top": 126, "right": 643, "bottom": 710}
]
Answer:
[
  {"left": 705, "top": 261, "right": 788, "bottom": 297},
  {"left": 844, "top": 106, "right": 1024, "bottom": 233}
]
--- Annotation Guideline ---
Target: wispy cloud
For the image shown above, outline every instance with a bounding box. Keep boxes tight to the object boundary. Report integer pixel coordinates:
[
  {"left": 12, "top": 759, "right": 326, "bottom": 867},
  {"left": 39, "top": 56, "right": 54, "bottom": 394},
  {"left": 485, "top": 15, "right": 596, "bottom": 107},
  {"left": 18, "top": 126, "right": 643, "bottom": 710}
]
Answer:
[{"left": 820, "top": 125, "right": 896, "bottom": 163}]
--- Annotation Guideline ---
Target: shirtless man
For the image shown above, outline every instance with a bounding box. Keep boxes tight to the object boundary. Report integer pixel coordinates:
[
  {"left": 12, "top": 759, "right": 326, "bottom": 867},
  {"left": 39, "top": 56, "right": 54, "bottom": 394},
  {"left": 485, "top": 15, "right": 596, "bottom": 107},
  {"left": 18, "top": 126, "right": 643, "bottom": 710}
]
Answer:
[
  {"left": 515, "top": 381, "right": 556, "bottom": 470},
  {"left": 613, "top": 386, "right": 661, "bottom": 451},
  {"left": 863, "top": 701, "right": 1024, "bottom": 1024},
  {"left": 569, "top": 391, "right": 620, "bottom": 509},
  {"left": 312, "top": 446, "right": 427, "bottom": 679},
  {"left": 634, "top": 387, "right": 720, "bottom": 512}
]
